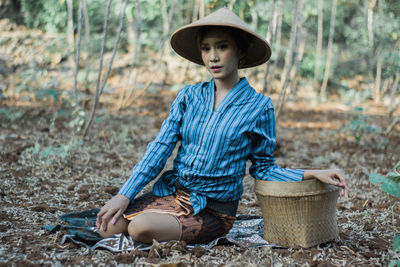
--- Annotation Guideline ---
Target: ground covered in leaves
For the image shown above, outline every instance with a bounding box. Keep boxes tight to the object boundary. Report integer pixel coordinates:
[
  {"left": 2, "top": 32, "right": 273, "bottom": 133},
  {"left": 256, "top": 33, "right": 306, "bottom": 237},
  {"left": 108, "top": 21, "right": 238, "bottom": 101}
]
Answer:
[
  {"left": 1, "top": 91, "right": 399, "bottom": 266},
  {"left": 1, "top": 17, "right": 400, "bottom": 267}
]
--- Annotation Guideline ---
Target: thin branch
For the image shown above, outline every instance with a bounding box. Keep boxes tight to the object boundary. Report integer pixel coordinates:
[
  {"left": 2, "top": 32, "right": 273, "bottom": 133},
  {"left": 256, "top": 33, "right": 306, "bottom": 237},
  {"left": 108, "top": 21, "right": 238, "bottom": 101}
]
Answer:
[
  {"left": 82, "top": 0, "right": 112, "bottom": 137},
  {"left": 262, "top": 0, "right": 276, "bottom": 93},
  {"left": 117, "top": 0, "right": 143, "bottom": 110},
  {"left": 67, "top": 0, "right": 75, "bottom": 68},
  {"left": 276, "top": 0, "right": 304, "bottom": 120},
  {"left": 276, "top": 0, "right": 299, "bottom": 120},
  {"left": 385, "top": 117, "right": 400, "bottom": 135},
  {"left": 73, "top": 0, "right": 84, "bottom": 98},
  {"left": 389, "top": 102, "right": 400, "bottom": 119},
  {"left": 320, "top": 0, "right": 338, "bottom": 99},
  {"left": 267, "top": 0, "right": 282, "bottom": 94},
  {"left": 82, "top": 0, "right": 92, "bottom": 88},
  {"left": 98, "top": 0, "right": 128, "bottom": 97},
  {"left": 83, "top": 0, "right": 129, "bottom": 136},
  {"left": 314, "top": 0, "right": 323, "bottom": 83}
]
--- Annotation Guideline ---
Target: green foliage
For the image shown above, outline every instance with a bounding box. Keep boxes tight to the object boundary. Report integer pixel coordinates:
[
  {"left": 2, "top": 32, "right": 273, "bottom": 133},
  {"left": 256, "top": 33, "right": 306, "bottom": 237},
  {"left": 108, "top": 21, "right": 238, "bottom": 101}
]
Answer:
[
  {"left": 26, "top": 137, "right": 83, "bottom": 162},
  {"left": 340, "top": 107, "right": 382, "bottom": 144},
  {"left": 298, "top": 53, "right": 322, "bottom": 80},
  {"left": 65, "top": 102, "right": 86, "bottom": 133},
  {"left": 369, "top": 162, "right": 400, "bottom": 263},
  {"left": 381, "top": 181, "right": 400, "bottom": 199},
  {"left": 338, "top": 87, "right": 371, "bottom": 106},
  {"left": 35, "top": 88, "right": 59, "bottom": 102},
  {"left": 394, "top": 235, "right": 400, "bottom": 253},
  {"left": 15, "top": 68, "right": 39, "bottom": 94},
  {"left": 20, "top": 0, "right": 68, "bottom": 33},
  {"left": 4, "top": 0, "right": 400, "bottom": 104},
  {"left": 370, "top": 173, "right": 388, "bottom": 184},
  {"left": 0, "top": 108, "right": 26, "bottom": 122},
  {"left": 110, "top": 126, "right": 133, "bottom": 145},
  {"left": 389, "top": 259, "right": 400, "bottom": 267},
  {"left": 47, "top": 94, "right": 87, "bottom": 134}
]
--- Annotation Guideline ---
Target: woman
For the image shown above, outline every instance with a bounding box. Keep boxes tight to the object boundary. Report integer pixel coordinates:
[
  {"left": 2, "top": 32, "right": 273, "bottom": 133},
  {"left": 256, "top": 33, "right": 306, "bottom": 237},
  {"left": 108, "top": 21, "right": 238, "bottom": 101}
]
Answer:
[{"left": 96, "top": 7, "right": 348, "bottom": 244}]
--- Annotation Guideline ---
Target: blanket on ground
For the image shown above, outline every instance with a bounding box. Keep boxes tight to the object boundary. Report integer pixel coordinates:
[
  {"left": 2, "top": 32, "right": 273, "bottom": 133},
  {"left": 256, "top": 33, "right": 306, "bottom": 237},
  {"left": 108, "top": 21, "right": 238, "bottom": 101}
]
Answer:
[{"left": 43, "top": 209, "right": 277, "bottom": 252}]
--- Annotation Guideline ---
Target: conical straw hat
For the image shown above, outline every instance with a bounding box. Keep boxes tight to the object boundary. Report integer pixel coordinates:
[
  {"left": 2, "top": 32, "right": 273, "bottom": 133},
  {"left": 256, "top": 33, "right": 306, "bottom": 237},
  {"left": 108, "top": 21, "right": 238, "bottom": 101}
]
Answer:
[{"left": 170, "top": 7, "right": 271, "bottom": 69}]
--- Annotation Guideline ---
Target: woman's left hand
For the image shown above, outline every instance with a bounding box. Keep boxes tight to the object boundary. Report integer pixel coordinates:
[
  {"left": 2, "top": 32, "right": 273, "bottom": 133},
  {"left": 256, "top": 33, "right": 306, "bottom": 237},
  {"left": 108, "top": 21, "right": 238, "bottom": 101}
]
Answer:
[{"left": 303, "top": 169, "right": 349, "bottom": 197}]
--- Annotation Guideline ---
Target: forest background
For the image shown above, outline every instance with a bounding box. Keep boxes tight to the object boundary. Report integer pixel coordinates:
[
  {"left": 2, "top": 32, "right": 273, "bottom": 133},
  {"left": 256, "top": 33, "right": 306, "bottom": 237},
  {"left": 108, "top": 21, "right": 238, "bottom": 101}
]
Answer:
[
  {"left": 2, "top": 0, "right": 399, "bottom": 119},
  {"left": 1, "top": 0, "right": 400, "bottom": 266}
]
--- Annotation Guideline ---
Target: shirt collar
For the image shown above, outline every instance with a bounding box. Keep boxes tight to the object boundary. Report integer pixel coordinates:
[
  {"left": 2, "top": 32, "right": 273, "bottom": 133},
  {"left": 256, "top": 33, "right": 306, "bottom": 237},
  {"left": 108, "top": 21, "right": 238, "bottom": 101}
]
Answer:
[{"left": 208, "top": 78, "right": 252, "bottom": 113}]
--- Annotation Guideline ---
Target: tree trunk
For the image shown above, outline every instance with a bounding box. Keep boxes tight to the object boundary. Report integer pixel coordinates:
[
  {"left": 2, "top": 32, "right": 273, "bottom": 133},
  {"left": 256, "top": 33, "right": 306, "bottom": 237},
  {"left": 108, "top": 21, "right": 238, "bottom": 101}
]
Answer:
[
  {"left": 126, "top": 4, "right": 137, "bottom": 48},
  {"left": 288, "top": 15, "right": 305, "bottom": 96},
  {"left": 389, "top": 46, "right": 400, "bottom": 118},
  {"left": 314, "top": 0, "right": 323, "bottom": 84},
  {"left": 228, "top": 0, "right": 236, "bottom": 10},
  {"left": 374, "top": 0, "right": 384, "bottom": 103},
  {"left": 126, "top": 0, "right": 142, "bottom": 62},
  {"left": 276, "top": 0, "right": 300, "bottom": 120},
  {"left": 134, "top": 0, "right": 142, "bottom": 64},
  {"left": 160, "top": 0, "right": 177, "bottom": 84},
  {"left": 368, "top": 0, "right": 376, "bottom": 48},
  {"left": 267, "top": 0, "right": 283, "bottom": 94},
  {"left": 279, "top": 0, "right": 298, "bottom": 93},
  {"left": 249, "top": 1, "right": 259, "bottom": 80},
  {"left": 249, "top": 1, "right": 258, "bottom": 30},
  {"left": 182, "top": 0, "right": 204, "bottom": 84},
  {"left": 320, "top": 0, "right": 338, "bottom": 100},
  {"left": 278, "top": 0, "right": 305, "bottom": 118},
  {"left": 67, "top": 0, "right": 75, "bottom": 69},
  {"left": 389, "top": 68, "right": 399, "bottom": 118},
  {"left": 381, "top": 78, "right": 390, "bottom": 99},
  {"left": 73, "top": 0, "right": 84, "bottom": 97},
  {"left": 82, "top": 0, "right": 91, "bottom": 87},
  {"left": 160, "top": 0, "right": 169, "bottom": 84},
  {"left": 199, "top": 0, "right": 205, "bottom": 19},
  {"left": 118, "top": 0, "right": 143, "bottom": 110},
  {"left": 192, "top": 0, "right": 200, "bottom": 21},
  {"left": 161, "top": 0, "right": 170, "bottom": 43},
  {"left": 263, "top": 0, "right": 276, "bottom": 93}
]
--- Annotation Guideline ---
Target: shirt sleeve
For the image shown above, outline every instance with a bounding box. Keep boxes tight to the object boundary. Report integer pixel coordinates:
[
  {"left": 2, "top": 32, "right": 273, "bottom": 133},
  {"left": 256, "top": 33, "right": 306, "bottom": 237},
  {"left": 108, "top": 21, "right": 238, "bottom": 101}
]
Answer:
[
  {"left": 118, "top": 86, "right": 188, "bottom": 201},
  {"left": 249, "top": 100, "right": 304, "bottom": 182}
]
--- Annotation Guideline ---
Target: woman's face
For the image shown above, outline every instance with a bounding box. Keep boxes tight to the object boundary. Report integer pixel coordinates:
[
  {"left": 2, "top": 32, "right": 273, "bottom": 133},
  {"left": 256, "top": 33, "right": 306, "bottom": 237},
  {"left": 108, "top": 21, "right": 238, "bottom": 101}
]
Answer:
[{"left": 200, "top": 29, "right": 242, "bottom": 83}]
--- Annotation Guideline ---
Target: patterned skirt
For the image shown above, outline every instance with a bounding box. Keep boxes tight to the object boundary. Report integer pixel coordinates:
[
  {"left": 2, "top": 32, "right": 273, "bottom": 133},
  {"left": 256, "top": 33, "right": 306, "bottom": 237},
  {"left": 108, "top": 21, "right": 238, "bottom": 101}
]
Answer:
[{"left": 123, "top": 190, "right": 236, "bottom": 244}]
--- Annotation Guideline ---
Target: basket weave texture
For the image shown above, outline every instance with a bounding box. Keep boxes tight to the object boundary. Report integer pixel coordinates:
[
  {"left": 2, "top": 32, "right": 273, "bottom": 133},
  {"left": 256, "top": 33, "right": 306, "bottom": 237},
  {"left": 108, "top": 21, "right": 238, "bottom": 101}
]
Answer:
[{"left": 255, "top": 179, "right": 339, "bottom": 248}]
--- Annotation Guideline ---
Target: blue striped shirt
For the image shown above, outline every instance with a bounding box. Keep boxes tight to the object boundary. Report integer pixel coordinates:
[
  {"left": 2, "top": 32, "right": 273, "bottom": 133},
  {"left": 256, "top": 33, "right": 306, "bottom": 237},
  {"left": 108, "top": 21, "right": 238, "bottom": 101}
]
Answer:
[{"left": 119, "top": 78, "right": 304, "bottom": 214}]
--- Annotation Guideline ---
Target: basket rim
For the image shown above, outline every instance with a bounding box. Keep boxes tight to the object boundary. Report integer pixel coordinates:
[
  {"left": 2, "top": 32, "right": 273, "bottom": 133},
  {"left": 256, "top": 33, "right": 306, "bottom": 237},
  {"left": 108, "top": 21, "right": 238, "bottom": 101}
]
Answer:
[{"left": 254, "top": 179, "right": 339, "bottom": 197}]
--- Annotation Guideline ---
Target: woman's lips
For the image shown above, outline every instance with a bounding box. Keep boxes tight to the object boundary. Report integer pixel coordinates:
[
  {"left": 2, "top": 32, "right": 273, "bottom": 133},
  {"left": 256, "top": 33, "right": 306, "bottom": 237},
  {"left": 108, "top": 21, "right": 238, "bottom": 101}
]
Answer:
[{"left": 210, "top": 65, "right": 223, "bottom": 72}]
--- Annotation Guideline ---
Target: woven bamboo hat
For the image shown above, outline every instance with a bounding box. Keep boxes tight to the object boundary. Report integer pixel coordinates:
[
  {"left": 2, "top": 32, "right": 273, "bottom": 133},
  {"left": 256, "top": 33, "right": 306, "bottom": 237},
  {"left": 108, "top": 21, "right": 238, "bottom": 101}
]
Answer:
[{"left": 170, "top": 7, "right": 271, "bottom": 69}]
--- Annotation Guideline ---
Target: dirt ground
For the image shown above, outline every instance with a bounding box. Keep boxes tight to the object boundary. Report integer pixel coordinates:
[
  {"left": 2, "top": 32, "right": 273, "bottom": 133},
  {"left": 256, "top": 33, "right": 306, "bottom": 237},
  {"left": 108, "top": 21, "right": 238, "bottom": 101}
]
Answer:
[
  {"left": 1, "top": 18, "right": 400, "bottom": 267},
  {"left": 1, "top": 91, "right": 399, "bottom": 266}
]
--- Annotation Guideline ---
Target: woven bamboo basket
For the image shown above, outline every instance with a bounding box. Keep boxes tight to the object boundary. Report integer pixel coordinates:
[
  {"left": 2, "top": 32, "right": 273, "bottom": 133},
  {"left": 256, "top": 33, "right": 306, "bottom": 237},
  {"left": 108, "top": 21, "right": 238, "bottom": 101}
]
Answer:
[{"left": 255, "top": 179, "right": 339, "bottom": 248}]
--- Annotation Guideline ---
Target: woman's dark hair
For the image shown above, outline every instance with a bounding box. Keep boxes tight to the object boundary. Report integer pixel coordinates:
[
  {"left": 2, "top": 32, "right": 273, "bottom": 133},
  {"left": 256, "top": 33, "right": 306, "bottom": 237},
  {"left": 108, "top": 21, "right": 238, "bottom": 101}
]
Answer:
[{"left": 196, "top": 26, "right": 252, "bottom": 54}]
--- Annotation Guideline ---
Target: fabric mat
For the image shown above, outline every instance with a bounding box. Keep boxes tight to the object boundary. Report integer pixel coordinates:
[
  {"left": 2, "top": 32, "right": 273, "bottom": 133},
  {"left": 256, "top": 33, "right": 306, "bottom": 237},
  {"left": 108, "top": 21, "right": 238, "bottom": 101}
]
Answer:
[{"left": 43, "top": 209, "right": 278, "bottom": 252}]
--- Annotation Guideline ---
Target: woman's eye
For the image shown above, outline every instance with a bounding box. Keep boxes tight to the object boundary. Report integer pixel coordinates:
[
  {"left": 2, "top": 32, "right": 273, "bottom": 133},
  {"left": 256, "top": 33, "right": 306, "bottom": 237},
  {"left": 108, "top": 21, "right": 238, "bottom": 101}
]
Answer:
[
  {"left": 201, "top": 46, "right": 209, "bottom": 51},
  {"left": 218, "top": 44, "right": 228, "bottom": 49}
]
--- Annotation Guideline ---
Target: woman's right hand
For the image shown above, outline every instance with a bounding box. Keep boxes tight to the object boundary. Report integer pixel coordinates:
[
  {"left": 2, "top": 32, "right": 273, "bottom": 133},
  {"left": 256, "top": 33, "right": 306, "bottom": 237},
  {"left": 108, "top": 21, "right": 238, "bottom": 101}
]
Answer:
[{"left": 96, "top": 194, "right": 130, "bottom": 231}]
